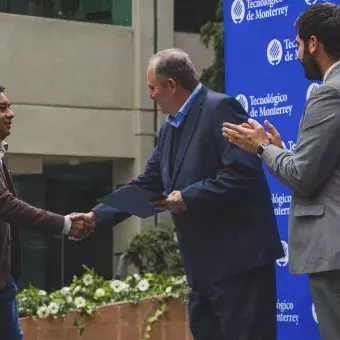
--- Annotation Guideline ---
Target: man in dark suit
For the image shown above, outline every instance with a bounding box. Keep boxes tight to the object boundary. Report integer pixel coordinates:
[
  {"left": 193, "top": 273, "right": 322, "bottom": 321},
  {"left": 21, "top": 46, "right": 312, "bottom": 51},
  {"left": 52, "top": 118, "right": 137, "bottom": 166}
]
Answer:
[
  {"left": 0, "top": 85, "right": 92, "bottom": 340},
  {"left": 73, "top": 49, "right": 283, "bottom": 340}
]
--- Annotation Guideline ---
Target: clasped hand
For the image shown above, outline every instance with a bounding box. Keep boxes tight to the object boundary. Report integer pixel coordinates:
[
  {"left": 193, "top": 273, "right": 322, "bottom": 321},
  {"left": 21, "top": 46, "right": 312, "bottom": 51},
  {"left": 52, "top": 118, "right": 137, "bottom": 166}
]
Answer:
[
  {"left": 152, "top": 190, "right": 187, "bottom": 213},
  {"left": 67, "top": 211, "right": 98, "bottom": 241},
  {"left": 65, "top": 191, "right": 186, "bottom": 243}
]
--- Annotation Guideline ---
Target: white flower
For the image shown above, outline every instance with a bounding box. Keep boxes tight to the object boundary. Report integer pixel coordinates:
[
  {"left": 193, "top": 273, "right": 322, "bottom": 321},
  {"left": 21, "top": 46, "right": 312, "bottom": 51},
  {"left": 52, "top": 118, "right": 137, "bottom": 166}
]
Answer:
[
  {"left": 110, "top": 280, "right": 128, "bottom": 293},
  {"left": 172, "top": 277, "right": 185, "bottom": 285},
  {"left": 137, "top": 279, "right": 150, "bottom": 292},
  {"left": 86, "top": 306, "right": 94, "bottom": 314},
  {"left": 38, "top": 290, "right": 47, "bottom": 296},
  {"left": 94, "top": 288, "right": 105, "bottom": 298},
  {"left": 165, "top": 286, "right": 172, "bottom": 294},
  {"left": 83, "top": 274, "right": 94, "bottom": 286},
  {"left": 61, "top": 287, "right": 71, "bottom": 295},
  {"left": 48, "top": 302, "right": 59, "bottom": 315},
  {"left": 73, "top": 286, "right": 81, "bottom": 295},
  {"left": 67, "top": 296, "right": 73, "bottom": 303},
  {"left": 133, "top": 273, "right": 141, "bottom": 281},
  {"left": 37, "top": 306, "right": 50, "bottom": 318},
  {"left": 74, "top": 297, "right": 86, "bottom": 309}
]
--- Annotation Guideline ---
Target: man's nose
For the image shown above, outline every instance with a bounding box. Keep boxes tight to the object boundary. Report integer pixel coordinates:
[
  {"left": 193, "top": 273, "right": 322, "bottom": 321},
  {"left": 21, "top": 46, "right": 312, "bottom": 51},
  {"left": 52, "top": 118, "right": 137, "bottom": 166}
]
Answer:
[{"left": 7, "top": 108, "right": 14, "bottom": 118}]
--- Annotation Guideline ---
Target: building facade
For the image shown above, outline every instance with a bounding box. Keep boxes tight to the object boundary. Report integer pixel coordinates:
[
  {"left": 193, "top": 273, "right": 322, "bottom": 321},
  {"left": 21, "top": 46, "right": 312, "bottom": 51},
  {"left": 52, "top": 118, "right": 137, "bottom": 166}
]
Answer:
[{"left": 0, "top": 0, "right": 214, "bottom": 290}]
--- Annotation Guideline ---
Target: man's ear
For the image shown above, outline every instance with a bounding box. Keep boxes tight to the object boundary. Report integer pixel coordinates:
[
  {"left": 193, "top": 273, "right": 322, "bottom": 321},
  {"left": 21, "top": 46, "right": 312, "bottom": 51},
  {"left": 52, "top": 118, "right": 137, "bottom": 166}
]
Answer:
[
  {"left": 168, "top": 78, "right": 178, "bottom": 92},
  {"left": 309, "top": 35, "right": 318, "bottom": 55}
]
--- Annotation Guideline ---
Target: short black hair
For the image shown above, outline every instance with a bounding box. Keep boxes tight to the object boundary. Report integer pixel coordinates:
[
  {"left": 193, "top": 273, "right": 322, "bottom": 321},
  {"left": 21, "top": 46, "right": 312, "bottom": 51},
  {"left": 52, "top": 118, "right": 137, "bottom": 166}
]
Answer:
[
  {"left": 295, "top": 3, "right": 340, "bottom": 59},
  {"left": 0, "top": 85, "right": 5, "bottom": 93}
]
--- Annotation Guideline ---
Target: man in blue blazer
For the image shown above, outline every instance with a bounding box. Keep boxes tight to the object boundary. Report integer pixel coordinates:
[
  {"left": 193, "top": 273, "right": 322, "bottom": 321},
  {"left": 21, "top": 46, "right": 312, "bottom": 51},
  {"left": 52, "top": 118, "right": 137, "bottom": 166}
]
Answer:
[{"left": 73, "top": 49, "right": 283, "bottom": 340}]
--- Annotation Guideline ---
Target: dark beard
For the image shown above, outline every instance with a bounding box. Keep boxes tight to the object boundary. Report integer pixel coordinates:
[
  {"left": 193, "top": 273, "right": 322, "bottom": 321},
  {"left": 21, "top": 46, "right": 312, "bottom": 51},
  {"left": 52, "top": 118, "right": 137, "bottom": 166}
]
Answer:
[{"left": 301, "top": 50, "right": 323, "bottom": 81}]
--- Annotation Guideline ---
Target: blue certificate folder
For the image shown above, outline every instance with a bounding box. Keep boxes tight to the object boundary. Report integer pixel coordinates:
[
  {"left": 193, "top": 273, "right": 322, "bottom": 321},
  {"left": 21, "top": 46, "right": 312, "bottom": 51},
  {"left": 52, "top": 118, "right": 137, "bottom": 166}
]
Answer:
[{"left": 97, "top": 185, "right": 167, "bottom": 218}]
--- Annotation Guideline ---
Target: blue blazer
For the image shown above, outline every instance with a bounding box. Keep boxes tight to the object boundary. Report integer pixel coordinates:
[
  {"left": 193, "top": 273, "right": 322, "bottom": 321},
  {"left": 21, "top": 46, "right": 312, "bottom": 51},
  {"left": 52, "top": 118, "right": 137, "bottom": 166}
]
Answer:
[{"left": 94, "top": 86, "right": 283, "bottom": 289}]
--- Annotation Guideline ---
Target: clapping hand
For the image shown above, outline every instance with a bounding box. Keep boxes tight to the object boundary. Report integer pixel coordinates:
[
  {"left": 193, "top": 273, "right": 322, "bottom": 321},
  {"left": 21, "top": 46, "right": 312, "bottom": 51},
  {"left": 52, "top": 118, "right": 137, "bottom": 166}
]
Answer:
[
  {"left": 240, "top": 120, "right": 285, "bottom": 150},
  {"left": 263, "top": 120, "right": 285, "bottom": 149},
  {"left": 222, "top": 118, "right": 285, "bottom": 153}
]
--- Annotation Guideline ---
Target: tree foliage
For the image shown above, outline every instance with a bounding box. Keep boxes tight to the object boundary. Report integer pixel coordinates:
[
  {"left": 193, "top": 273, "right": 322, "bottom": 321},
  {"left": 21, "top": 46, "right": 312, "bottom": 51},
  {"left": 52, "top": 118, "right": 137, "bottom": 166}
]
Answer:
[
  {"left": 199, "top": 0, "right": 224, "bottom": 93},
  {"left": 126, "top": 224, "right": 184, "bottom": 277}
]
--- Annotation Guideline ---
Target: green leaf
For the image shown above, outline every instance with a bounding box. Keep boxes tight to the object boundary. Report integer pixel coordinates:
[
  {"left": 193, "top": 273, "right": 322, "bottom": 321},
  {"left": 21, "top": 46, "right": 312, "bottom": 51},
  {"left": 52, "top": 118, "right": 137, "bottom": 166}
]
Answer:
[
  {"left": 199, "top": 0, "right": 224, "bottom": 92},
  {"left": 147, "top": 316, "right": 157, "bottom": 323},
  {"left": 78, "top": 326, "right": 85, "bottom": 336}
]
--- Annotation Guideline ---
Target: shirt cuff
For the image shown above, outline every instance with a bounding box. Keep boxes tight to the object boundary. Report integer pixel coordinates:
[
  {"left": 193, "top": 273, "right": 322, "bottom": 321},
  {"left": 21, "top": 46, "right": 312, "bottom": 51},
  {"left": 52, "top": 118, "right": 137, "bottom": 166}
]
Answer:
[{"left": 62, "top": 215, "right": 72, "bottom": 235}]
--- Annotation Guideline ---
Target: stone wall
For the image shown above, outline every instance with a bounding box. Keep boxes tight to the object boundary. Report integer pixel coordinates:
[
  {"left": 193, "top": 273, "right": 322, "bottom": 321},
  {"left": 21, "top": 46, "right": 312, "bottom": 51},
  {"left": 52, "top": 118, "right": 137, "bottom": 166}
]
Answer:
[{"left": 20, "top": 299, "right": 193, "bottom": 340}]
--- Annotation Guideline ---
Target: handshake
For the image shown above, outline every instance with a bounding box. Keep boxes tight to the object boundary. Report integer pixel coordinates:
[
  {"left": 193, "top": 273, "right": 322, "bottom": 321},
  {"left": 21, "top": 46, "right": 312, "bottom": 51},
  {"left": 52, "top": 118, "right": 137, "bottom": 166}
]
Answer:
[
  {"left": 63, "top": 190, "right": 188, "bottom": 241},
  {"left": 65, "top": 211, "right": 98, "bottom": 241}
]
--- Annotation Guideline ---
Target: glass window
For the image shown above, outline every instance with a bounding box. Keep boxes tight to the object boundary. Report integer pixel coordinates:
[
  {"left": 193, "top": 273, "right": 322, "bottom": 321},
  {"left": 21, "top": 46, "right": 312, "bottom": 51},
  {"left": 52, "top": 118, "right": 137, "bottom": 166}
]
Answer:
[
  {"left": 14, "top": 161, "right": 114, "bottom": 292},
  {"left": 0, "top": 0, "right": 132, "bottom": 26}
]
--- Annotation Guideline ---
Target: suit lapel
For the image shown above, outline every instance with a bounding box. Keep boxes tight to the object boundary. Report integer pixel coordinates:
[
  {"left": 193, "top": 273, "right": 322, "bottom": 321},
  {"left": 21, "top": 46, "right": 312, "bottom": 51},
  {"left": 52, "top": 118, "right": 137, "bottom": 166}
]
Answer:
[
  {"left": 170, "top": 87, "right": 207, "bottom": 189},
  {"left": 0, "top": 162, "right": 7, "bottom": 189},
  {"left": 2, "top": 162, "right": 16, "bottom": 195},
  {"left": 162, "top": 125, "right": 173, "bottom": 194},
  {"left": 0, "top": 162, "right": 15, "bottom": 195},
  {"left": 324, "top": 62, "right": 340, "bottom": 83}
]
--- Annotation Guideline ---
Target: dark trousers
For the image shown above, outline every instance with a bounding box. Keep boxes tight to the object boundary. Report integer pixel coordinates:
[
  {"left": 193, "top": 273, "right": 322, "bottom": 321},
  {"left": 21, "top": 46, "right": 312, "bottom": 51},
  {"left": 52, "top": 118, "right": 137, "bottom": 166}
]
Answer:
[
  {"left": 309, "top": 270, "right": 340, "bottom": 340},
  {"left": 188, "top": 264, "right": 277, "bottom": 340},
  {"left": 0, "top": 275, "right": 23, "bottom": 340}
]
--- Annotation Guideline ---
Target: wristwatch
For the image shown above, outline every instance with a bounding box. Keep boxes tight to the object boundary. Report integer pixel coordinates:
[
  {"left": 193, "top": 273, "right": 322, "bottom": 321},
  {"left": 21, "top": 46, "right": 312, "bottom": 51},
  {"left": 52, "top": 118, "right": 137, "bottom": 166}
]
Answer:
[{"left": 256, "top": 142, "right": 270, "bottom": 158}]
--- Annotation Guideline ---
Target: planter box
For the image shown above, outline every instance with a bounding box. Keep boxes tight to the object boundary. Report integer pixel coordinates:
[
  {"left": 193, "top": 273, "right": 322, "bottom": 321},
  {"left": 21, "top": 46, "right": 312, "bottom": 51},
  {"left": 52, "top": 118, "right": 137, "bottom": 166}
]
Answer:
[{"left": 19, "top": 299, "right": 193, "bottom": 340}]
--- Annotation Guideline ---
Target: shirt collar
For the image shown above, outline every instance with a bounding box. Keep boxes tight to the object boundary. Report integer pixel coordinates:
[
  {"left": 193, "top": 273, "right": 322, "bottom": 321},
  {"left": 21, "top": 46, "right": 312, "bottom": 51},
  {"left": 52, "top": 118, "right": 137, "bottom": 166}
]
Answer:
[
  {"left": 323, "top": 60, "right": 340, "bottom": 82},
  {"left": 0, "top": 140, "right": 8, "bottom": 152},
  {"left": 166, "top": 83, "right": 202, "bottom": 128}
]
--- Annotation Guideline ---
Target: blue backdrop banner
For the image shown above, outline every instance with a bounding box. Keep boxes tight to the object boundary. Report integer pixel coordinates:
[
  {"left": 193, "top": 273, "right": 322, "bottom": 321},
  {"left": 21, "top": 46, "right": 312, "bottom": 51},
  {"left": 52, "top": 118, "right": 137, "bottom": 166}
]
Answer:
[{"left": 224, "top": 0, "right": 340, "bottom": 339}]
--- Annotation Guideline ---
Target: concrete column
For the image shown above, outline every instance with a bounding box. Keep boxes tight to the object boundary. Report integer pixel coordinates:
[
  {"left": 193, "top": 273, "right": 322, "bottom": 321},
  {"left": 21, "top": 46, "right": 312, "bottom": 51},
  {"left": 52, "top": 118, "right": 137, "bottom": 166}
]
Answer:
[
  {"left": 112, "top": 0, "right": 155, "bottom": 276},
  {"left": 132, "top": 0, "right": 156, "bottom": 231},
  {"left": 133, "top": 0, "right": 154, "bottom": 111},
  {"left": 156, "top": 0, "right": 174, "bottom": 51},
  {"left": 111, "top": 158, "right": 139, "bottom": 277},
  {"left": 112, "top": 0, "right": 177, "bottom": 275},
  {"left": 156, "top": 0, "right": 175, "bottom": 227}
]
